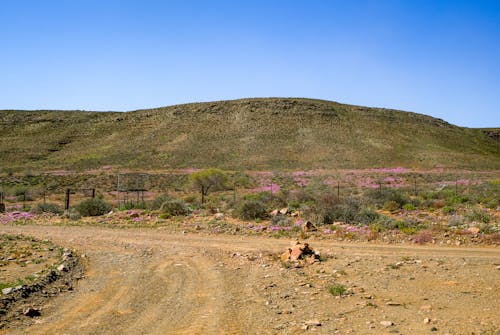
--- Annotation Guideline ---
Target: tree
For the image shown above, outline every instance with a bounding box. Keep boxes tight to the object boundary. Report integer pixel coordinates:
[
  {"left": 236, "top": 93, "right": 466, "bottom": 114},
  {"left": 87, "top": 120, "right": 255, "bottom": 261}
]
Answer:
[{"left": 189, "top": 169, "right": 228, "bottom": 203}]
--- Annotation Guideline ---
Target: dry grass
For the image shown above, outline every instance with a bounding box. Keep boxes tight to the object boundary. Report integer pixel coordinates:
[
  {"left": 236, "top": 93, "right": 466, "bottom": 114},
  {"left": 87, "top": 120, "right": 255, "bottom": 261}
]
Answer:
[{"left": 1, "top": 98, "right": 499, "bottom": 172}]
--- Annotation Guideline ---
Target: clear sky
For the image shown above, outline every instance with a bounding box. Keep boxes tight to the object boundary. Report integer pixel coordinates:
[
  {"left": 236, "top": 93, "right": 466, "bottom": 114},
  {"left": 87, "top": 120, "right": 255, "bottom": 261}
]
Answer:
[{"left": 1, "top": 0, "right": 499, "bottom": 127}]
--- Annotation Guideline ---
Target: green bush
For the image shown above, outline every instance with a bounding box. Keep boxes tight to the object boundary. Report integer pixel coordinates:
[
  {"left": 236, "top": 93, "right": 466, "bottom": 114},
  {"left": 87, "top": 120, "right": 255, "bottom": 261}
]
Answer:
[
  {"left": 328, "top": 283, "right": 347, "bottom": 296},
  {"left": 383, "top": 200, "right": 400, "bottom": 212},
  {"left": 402, "top": 203, "right": 417, "bottom": 211},
  {"left": 237, "top": 199, "right": 267, "bottom": 220},
  {"left": 75, "top": 198, "right": 112, "bottom": 216},
  {"left": 31, "top": 202, "right": 62, "bottom": 215},
  {"left": 442, "top": 206, "right": 456, "bottom": 214},
  {"left": 149, "top": 193, "right": 172, "bottom": 210},
  {"left": 465, "top": 207, "right": 491, "bottom": 223},
  {"left": 160, "top": 199, "right": 190, "bottom": 217},
  {"left": 364, "top": 188, "right": 409, "bottom": 208},
  {"left": 63, "top": 208, "right": 82, "bottom": 220}
]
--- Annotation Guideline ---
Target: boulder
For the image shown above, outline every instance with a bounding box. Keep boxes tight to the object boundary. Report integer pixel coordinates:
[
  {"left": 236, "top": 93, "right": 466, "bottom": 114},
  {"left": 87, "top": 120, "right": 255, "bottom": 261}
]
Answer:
[
  {"left": 302, "top": 221, "right": 317, "bottom": 232},
  {"left": 279, "top": 208, "right": 289, "bottom": 215}
]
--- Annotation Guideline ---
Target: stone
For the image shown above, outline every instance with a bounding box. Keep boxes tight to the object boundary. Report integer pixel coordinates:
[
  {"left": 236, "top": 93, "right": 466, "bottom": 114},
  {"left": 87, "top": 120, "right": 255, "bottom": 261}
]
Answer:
[
  {"left": 420, "top": 305, "right": 432, "bottom": 311},
  {"left": 23, "top": 307, "right": 41, "bottom": 317},
  {"left": 281, "top": 250, "right": 291, "bottom": 262},
  {"left": 386, "top": 301, "right": 402, "bottom": 306},
  {"left": 304, "top": 319, "right": 321, "bottom": 327},
  {"left": 57, "top": 264, "right": 67, "bottom": 272},
  {"left": 424, "top": 318, "right": 431, "bottom": 324},
  {"left": 279, "top": 207, "right": 289, "bottom": 215},
  {"left": 214, "top": 213, "right": 225, "bottom": 220},
  {"left": 303, "top": 221, "right": 317, "bottom": 232},
  {"left": 2, "top": 287, "right": 14, "bottom": 295},
  {"left": 291, "top": 211, "right": 299, "bottom": 217},
  {"left": 290, "top": 245, "right": 304, "bottom": 261},
  {"left": 468, "top": 227, "right": 480, "bottom": 234},
  {"left": 380, "top": 321, "right": 394, "bottom": 327},
  {"left": 270, "top": 209, "right": 279, "bottom": 216}
]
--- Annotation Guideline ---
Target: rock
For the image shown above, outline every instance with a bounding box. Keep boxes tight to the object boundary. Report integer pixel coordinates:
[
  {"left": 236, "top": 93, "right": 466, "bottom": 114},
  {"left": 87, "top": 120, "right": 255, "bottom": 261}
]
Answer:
[
  {"left": 281, "top": 250, "right": 291, "bottom": 262},
  {"left": 303, "top": 221, "right": 317, "bottom": 232},
  {"left": 380, "top": 320, "right": 394, "bottom": 327},
  {"left": 468, "top": 227, "right": 480, "bottom": 234},
  {"left": 57, "top": 264, "right": 68, "bottom": 272},
  {"left": 290, "top": 245, "right": 304, "bottom": 261},
  {"left": 304, "top": 319, "right": 321, "bottom": 327},
  {"left": 495, "top": 265, "right": 500, "bottom": 270},
  {"left": 279, "top": 207, "right": 289, "bottom": 215},
  {"left": 23, "top": 307, "right": 41, "bottom": 317},
  {"left": 291, "top": 211, "right": 299, "bottom": 217},
  {"left": 214, "top": 213, "right": 225, "bottom": 220},
  {"left": 424, "top": 318, "right": 431, "bottom": 324},
  {"left": 420, "top": 305, "right": 432, "bottom": 311},
  {"left": 305, "top": 255, "right": 317, "bottom": 265},
  {"left": 386, "top": 301, "right": 402, "bottom": 306},
  {"left": 2, "top": 287, "right": 14, "bottom": 295},
  {"left": 270, "top": 209, "right": 279, "bottom": 216}
]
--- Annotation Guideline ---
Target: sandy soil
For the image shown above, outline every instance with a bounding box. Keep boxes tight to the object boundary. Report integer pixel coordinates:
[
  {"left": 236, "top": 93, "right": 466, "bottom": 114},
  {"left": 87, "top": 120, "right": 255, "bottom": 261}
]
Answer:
[{"left": 0, "top": 225, "right": 498, "bottom": 335}]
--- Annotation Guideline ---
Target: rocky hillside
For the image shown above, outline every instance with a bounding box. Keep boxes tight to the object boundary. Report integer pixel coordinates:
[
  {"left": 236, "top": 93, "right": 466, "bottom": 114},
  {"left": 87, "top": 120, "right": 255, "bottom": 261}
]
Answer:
[{"left": 1, "top": 98, "right": 499, "bottom": 171}]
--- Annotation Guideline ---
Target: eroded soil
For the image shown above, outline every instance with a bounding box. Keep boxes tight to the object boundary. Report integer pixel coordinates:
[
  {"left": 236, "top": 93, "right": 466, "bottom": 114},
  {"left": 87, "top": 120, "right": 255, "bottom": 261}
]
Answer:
[{"left": 0, "top": 225, "right": 498, "bottom": 335}]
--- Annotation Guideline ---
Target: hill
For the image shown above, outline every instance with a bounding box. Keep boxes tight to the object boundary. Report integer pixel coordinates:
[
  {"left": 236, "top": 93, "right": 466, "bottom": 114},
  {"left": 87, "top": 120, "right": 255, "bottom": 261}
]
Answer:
[{"left": 0, "top": 98, "right": 499, "bottom": 171}]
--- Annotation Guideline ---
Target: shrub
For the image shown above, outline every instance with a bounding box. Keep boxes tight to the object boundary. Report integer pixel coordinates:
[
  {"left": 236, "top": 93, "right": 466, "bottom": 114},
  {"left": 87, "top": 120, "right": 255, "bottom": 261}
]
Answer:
[
  {"left": 328, "top": 283, "right": 347, "bottom": 296},
  {"left": 364, "top": 188, "right": 409, "bottom": 208},
  {"left": 160, "top": 199, "right": 189, "bottom": 217},
  {"left": 62, "top": 208, "right": 82, "bottom": 220},
  {"left": 448, "top": 215, "right": 465, "bottom": 227},
  {"left": 383, "top": 200, "right": 400, "bottom": 212},
  {"left": 442, "top": 206, "right": 456, "bottom": 214},
  {"left": 237, "top": 199, "right": 267, "bottom": 220},
  {"left": 465, "top": 207, "right": 491, "bottom": 223},
  {"left": 271, "top": 215, "right": 294, "bottom": 226},
  {"left": 13, "top": 186, "right": 33, "bottom": 201},
  {"left": 402, "top": 203, "right": 417, "bottom": 211},
  {"left": 149, "top": 193, "right": 172, "bottom": 210},
  {"left": 31, "top": 202, "right": 62, "bottom": 215},
  {"left": 75, "top": 198, "right": 112, "bottom": 217},
  {"left": 412, "top": 231, "right": 434, "bottom": 244}
]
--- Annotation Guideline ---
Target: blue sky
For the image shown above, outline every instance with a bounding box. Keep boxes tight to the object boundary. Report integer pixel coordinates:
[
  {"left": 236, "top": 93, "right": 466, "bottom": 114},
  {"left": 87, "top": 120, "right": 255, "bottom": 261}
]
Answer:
[{"left": 1, "top": 0, "right": 499, "bottom": 127}]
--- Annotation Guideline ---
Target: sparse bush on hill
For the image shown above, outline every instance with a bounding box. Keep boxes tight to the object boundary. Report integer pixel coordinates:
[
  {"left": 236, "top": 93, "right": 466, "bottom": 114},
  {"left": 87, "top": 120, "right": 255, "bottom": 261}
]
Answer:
[
  {"left": 149, "top": 193, "right": 173, "bottom": 210},
  {"left": 364, "top": 188, "right": 409, "bottom": 209},
  {"left": 236, "top": 199, "right": 267, "bottom": 220},
  {"left": 75, "top": 198, "right": 112, "bottom": 216},
  {"left": 160, "top": 199, "right": 189, "bottom": 217},
  {"left": 189, "top": 169, "right": 229, "bottom": 203},
  {"left": 31, "top": 202, "right": 62, "bottom": 215},
  {"left": 465, "top": 207, "right": 491, "bottom": 223}
]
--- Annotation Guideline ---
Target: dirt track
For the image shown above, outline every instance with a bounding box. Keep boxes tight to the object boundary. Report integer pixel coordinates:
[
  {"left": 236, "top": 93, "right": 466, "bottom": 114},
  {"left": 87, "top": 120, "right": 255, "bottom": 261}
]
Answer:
[{"left": 1, "top": 225, "right": 499, "bottom": 335}]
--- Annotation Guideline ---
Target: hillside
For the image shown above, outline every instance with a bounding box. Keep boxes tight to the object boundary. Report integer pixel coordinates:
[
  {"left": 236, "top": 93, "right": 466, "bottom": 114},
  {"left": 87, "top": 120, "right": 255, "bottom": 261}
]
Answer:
[{"left": 0, "top": 98, "right": 499, "bottom": 171}]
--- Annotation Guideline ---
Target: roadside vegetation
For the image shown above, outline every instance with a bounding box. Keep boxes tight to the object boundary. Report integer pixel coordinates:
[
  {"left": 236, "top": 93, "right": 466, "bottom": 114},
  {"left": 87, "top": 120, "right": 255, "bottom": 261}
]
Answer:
[{"left": 0, "top": 168, "right": 498, "bottom": 245}]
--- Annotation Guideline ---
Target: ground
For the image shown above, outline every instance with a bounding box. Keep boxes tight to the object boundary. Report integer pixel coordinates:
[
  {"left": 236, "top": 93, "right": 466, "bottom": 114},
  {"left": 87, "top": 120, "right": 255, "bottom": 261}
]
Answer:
[{"left": 0, "top": 225, "right": 498, "bottom": 335}]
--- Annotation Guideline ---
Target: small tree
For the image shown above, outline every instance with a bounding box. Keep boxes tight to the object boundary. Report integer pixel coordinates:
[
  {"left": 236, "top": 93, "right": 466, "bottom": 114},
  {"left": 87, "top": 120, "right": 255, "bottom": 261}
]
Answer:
[{"left": 189, "top": 168, "right": 228, "bottom": 204}]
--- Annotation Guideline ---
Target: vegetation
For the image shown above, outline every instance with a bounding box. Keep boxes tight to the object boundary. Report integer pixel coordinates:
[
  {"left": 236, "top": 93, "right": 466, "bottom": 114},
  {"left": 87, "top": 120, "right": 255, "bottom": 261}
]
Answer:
[
  {"left": 328, "top": 283, "right": 347, "bottom": 296},
  {"left": 75, "top": 198, "right": 112, "bottom": 216},
  {"left": 1, "top": 98, "right": 498, "bottom": 171},
  {"left": 31, "top": 202, "right": 62, "bottom": 214},
  {"left": 160, "top": 199, "right": 190, "bottom": 217},
  {"left": 236, "top": 199, "right": 268, "bottom": 220},
  {"left": 189, "top": 169, "right": 228, "bottom": 203}
]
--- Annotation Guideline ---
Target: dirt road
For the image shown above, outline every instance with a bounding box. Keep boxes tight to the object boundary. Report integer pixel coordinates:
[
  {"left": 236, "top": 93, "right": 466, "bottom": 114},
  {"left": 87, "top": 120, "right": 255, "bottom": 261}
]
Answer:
[{"left": 1, "top": 225, "right": 499, "bottom": 335}]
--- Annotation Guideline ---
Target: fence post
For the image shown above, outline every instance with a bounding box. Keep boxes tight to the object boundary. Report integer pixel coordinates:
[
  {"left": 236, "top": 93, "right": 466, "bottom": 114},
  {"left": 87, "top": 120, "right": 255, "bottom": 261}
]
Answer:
[{"left": 65, "top": 189, "right": 70, "bottom": 210}]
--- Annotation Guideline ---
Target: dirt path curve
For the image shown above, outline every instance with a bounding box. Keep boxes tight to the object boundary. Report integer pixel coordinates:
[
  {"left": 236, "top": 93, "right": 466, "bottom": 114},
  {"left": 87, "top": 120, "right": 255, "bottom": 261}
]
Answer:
[{"left": 1, "top": 225, "right": 499, "bottom": 335}]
